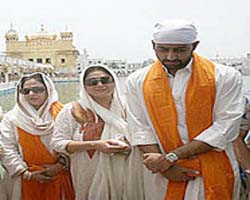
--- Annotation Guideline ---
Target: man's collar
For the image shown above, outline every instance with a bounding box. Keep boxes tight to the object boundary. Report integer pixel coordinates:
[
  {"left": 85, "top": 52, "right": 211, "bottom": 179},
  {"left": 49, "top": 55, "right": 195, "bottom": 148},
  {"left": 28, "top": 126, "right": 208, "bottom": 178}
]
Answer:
[{"left": 185, "top": 58, "right": 193, "bottom": 72}]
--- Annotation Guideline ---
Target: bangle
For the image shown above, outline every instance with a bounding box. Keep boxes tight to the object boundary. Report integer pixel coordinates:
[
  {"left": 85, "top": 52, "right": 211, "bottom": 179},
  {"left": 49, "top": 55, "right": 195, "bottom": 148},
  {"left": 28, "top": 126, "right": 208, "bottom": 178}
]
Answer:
[
  {"left": 57, "top": 154, "right": 70, "bottom": 170},
  {"left": 58, "top": 159, "right": 67, "bottom": 170},
  {"left": 23, "top": 170, "right": 32, "bottom": 180}
]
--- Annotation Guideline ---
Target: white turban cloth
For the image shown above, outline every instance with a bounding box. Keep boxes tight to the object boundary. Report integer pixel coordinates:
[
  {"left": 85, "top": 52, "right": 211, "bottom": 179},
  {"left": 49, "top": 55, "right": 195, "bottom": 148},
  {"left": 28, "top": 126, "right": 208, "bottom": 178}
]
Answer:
[{"left": 152, "top": 19, "right": 198, "bottom": 44}]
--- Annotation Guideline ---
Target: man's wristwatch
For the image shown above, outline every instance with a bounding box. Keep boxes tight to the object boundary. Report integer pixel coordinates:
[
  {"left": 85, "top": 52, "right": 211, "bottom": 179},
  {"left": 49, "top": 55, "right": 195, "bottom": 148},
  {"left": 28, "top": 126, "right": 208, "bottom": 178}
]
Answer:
[{"left": 165, "top": 152, "right": 179, "bottom": 163}]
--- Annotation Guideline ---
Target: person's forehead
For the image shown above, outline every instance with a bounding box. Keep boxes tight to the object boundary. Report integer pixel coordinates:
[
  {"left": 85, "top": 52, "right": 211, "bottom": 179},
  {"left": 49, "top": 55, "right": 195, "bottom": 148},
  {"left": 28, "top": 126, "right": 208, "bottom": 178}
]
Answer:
[
  {"left": 86, "top": 70, "right": 111, "bottom": 79},
  {"left": 23, "top": 78, "right": 44, "bottom": 87},
  {"left": 155, "top": 43, "right": 191, "bottom": 48}
]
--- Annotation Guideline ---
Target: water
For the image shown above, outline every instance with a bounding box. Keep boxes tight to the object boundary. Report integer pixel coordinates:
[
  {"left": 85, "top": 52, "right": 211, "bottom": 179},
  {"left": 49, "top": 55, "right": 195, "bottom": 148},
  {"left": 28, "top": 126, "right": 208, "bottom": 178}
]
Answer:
[
  {"left": 1, "top": 75, "right": 249, "bottom": 113},
  {"left": 0, "top": 77, "right": 127, "bottom": 113}
]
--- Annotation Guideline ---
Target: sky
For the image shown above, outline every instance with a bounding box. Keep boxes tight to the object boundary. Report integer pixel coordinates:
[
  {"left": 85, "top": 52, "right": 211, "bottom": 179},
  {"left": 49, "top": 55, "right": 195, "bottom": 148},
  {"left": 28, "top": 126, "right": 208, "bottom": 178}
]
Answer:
[{"left": 0, "top": 0, "right": 250, "bottom": 62}]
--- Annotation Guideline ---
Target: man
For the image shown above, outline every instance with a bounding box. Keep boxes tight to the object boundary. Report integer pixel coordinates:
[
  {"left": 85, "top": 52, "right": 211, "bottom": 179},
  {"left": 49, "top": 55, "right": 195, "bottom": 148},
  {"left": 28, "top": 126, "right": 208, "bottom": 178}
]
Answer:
[{"left": 125, "top": 19, "right": 244, "bottom": 200}]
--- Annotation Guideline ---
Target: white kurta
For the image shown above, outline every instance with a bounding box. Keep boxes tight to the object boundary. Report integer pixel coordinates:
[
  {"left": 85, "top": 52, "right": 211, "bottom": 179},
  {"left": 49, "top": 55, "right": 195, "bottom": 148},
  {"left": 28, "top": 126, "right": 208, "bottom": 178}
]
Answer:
[
  {"left": 52, "top": 103, "right": 145, "bottom": 200},
  {"left": 0, "top": 112, "right": 55, "bottom": 200},
  {"left": 52, "top": 64, "right": 145, "bottom": 200},
  {"left": 125, "top": 59, "right": 244, "bottom": 200}
]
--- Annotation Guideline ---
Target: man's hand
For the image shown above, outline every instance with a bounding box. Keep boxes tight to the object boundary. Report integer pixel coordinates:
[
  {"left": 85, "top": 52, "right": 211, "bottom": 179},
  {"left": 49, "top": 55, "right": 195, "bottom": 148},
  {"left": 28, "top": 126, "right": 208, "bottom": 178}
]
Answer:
[
  {"left": 138, "top": 144, "right": 161, "bottom": 154},
  {"left": 161, "top": 165, "right": 200, "bottom": 182},
  {"left": 143, "top": 153, "right": 172, "bottom": 173}
]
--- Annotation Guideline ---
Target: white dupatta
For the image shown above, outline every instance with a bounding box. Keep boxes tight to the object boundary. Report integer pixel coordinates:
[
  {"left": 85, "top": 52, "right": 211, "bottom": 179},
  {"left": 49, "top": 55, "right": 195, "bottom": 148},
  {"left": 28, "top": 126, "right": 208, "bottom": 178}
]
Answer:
[
  {"left": 9, "top": 72, "right": 58, "bottom": 136},
  {"left": 79, "top": 65, "right": 127, "bottom": 137}
]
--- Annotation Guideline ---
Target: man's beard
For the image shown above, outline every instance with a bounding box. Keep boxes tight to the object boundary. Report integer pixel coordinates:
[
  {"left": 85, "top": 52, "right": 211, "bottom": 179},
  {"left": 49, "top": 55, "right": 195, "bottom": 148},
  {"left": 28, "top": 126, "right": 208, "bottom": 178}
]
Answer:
[
  {"left": 162, "top": 59, "right": 185, "bottom": 70},
  {"left": 161, "top": 57, "right": 191, "bottom": 71}
]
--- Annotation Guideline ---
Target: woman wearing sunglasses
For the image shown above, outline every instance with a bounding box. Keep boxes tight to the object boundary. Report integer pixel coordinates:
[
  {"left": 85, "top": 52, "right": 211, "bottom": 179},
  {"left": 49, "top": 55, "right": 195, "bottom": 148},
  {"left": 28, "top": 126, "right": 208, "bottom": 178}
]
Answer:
[
  {"left": 0, "top": 72, "right": 75, "bottom": 200},
  {"left": 51, "top": 65, "right": 144, "bottom": 200}
]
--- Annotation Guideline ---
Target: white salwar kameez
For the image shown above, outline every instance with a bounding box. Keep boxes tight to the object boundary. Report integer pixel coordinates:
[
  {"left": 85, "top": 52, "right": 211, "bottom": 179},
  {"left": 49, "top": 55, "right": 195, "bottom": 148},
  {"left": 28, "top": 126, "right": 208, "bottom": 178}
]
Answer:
[
  {"left": 125, "top": 59, "right": 244, "bottom": 200},
  {"left": 52, "top": 65, "right": 144, "bottom": 200}
]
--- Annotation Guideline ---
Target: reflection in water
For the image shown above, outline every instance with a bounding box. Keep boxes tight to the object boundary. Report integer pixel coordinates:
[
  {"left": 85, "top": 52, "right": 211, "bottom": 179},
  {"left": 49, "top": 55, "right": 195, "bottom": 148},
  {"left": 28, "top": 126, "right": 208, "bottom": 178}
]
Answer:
[{"left": 0, "top": 77, "right": 127, "bottom": 113}]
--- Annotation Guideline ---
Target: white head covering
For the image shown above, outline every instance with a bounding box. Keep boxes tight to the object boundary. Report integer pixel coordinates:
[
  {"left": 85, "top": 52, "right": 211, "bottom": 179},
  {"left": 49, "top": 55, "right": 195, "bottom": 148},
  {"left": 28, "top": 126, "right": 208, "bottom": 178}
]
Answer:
[
  {"left": 153, "top": 19, "right": 198, "bottom": 44},
  {"left": 79, "top": 65, "right": 127, "bottom": 136},
  {"left": 10, "top": 72, "right": 58, "bottom": 136}
]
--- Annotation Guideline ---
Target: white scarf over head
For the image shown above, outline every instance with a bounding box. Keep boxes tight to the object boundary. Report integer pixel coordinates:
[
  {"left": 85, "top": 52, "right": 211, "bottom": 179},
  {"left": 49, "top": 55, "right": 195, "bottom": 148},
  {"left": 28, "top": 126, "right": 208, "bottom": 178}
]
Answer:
[
  {"left": 79, "top": 65, "right": 127, "bottom": 138},
  {"left": 10, "top": 72, "right": 58, "bottom": 136}
]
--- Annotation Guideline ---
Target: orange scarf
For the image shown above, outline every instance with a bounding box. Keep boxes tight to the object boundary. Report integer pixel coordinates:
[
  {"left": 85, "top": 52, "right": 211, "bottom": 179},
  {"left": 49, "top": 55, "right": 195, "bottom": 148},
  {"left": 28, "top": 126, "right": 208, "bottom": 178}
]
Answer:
[
  {"left": 71, "top": 101, "right": 104, "bottom": 158},
  {"left": 18, "top": 102, "right": 75, "bottom": 200},
  {"left": 143, "top": 53, "right": 234, "bottom": 200}
]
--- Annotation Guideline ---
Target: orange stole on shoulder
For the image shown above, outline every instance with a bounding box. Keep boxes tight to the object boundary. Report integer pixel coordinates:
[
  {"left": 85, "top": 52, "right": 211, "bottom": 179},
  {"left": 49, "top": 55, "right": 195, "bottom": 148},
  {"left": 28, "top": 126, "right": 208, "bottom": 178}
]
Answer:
[
  {"left": 71, "top": 101, "right": 104, "bottom": 159},
  {"left": 18, "top": 102, "right": 75, "bottom": 200},
  {"left": 143, "top": 54, "right": 234, "bottom": 200}
]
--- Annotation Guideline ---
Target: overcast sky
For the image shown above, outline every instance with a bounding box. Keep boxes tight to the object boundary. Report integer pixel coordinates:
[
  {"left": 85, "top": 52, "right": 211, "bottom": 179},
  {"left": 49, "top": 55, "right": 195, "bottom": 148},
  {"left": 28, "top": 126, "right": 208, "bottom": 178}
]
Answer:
[{"left": 0, "top": 0, "right": 249, "bottom": 62}]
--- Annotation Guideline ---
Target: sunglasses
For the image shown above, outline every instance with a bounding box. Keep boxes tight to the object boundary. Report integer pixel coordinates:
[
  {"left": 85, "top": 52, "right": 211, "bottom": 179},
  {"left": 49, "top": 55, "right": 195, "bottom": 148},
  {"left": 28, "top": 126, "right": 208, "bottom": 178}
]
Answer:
[
  {"left": 20, "top": 87, "right": 46, "bottom": 95},
  {"left": 84, "top": 76, "right": 114, "bottom": 86}
]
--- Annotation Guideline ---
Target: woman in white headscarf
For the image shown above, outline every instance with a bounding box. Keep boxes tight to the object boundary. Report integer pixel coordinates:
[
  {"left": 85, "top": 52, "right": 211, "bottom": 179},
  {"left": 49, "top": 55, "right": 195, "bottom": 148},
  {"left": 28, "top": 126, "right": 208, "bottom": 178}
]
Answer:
[
  {"left": 1, "top": 72, "right": 75, "bottom": 200},
  {"left": 51, "top": 65, "right": 144, "bottom": 200}
]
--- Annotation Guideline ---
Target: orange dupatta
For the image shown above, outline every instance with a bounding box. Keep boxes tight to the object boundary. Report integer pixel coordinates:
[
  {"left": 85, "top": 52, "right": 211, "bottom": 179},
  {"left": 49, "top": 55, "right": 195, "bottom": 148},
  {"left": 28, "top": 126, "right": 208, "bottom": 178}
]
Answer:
[
  {"left": 143, "top": 53, "right": 234, "bottom": 200},
  {"left": 71, "top": 101, "right": 104, "bottom": 159},
  {"left": 18, "top": 102, "right": 75, "bottom": 200}
]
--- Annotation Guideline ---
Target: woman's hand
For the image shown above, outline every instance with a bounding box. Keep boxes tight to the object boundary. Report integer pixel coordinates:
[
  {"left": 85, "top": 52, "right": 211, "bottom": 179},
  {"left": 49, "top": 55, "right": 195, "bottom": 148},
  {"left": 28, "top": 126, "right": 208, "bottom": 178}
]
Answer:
[
  {"left": 24, "top": 163, "right": 63, "bottom": 183},
  {"left": 67, "top": 139, "right": 131, "bottom": 154},
  {"left": 114, "top": 135, "right": 132, "bottom": 155},
  {"left": 96, "top": 139, "right": 130, "bottom": 154},
  {"left": 42, "top": 163, "right": 63, "bottom": 178},
  {"left": 29, "top": 170, "right": 53, "bottom": 183}
]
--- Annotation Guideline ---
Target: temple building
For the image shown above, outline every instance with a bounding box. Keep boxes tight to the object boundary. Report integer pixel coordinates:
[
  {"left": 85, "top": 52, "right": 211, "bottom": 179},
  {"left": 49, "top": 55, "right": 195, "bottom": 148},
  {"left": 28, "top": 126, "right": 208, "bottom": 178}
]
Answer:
[{"left": 5, "top": 25, "right": 79, "bottom": 71}]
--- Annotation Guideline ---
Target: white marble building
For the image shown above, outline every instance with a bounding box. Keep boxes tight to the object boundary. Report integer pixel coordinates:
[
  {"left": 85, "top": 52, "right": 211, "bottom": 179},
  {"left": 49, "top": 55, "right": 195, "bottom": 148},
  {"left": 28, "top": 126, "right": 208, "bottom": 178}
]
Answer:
[
  {"left": 211, "top": 53, "right": 250, "bottom": 75},
  {"left": 77, "top": 49, "right": 147, "bottom": 77}
]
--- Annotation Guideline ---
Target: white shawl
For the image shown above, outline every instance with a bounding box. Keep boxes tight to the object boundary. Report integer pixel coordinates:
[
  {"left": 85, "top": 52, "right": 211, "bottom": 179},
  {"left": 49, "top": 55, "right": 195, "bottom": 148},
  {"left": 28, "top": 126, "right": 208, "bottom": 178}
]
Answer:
[
  {"left": 79, "top": 65, "right": 127, "bottom": 137},
  {"left": 9, "top": 72, "right": 58, "bottom": 136}
]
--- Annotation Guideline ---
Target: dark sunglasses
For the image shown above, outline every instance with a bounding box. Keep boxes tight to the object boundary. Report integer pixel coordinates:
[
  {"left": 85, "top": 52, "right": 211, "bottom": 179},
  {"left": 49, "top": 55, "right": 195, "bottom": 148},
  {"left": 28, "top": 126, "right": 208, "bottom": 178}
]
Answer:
[
  {"left": 84, "top": 76, "right": 114, "bottom": 86},
  {"left": 20, "top": 87, "right": 46, "bottom": 95}
]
